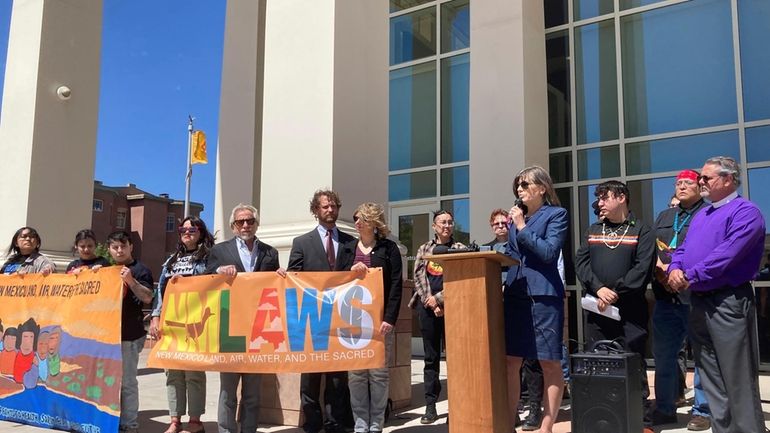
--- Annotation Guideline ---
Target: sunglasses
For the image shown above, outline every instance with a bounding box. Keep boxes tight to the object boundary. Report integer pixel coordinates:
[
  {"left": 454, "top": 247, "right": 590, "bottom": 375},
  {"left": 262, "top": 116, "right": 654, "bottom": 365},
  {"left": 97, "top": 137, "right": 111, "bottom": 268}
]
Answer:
[
  {"left": 178, "top": 226, "right": 199, "bottom": 234},
  {"left": 233, "top": 218, "right": 257, "bottom": 227},
  {"left": 353, "top": 215, "right": 367, "bottom": 223},
  {"left": 698, "top": 174, "right": 722, "bottom": 184},
  {"left": 515, "top": 180, "right": 532, "bottom": 190}
]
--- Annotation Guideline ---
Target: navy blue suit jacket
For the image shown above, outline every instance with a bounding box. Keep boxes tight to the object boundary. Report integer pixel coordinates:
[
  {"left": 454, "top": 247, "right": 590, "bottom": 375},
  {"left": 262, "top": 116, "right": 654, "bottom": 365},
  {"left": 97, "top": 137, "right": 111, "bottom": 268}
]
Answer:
[{"left": 505, "top": 204, "right": 568, "bottom": 297}]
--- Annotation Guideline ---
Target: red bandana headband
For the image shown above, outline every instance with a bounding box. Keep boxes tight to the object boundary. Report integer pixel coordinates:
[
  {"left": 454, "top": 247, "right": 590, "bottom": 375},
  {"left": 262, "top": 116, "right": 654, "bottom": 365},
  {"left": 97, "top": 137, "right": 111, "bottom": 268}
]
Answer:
[{"left": 676, "top": 169, "right": 699, "bottom": 182}]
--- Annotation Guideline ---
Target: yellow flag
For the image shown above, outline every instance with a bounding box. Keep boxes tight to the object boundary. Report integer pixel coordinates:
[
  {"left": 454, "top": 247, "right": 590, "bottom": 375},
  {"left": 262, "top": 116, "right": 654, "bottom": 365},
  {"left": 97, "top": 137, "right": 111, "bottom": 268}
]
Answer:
[{"left": 191, "top": 130, "right": 208, "bottom": 164}]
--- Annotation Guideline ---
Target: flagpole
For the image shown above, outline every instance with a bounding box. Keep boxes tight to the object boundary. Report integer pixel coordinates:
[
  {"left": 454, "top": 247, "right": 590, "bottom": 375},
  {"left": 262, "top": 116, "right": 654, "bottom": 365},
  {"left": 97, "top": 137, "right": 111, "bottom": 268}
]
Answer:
[{"left": 184, "top": 115, "right": 194, "bottom": 217}]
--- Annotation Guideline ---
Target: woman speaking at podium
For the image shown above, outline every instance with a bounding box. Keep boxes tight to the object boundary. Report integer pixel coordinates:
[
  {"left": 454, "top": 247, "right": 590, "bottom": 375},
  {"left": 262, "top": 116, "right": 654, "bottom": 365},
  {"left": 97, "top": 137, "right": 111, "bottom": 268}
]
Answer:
[{"left": 503, "top": 166, "right": 568, "bottom": 433}]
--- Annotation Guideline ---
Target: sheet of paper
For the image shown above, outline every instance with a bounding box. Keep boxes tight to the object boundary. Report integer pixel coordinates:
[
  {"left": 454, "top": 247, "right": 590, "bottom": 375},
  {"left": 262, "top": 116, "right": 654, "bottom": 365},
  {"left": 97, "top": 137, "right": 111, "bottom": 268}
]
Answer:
[{"left": 581, "top": 293, "right": 621, "bottom": 321}]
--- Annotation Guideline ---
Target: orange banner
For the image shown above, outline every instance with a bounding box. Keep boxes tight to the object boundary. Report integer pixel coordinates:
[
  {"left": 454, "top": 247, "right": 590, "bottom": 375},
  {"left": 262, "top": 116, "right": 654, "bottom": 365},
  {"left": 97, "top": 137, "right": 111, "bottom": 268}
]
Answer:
[{"left": 148, "top": 269, "right": 385, "bottom": 373}]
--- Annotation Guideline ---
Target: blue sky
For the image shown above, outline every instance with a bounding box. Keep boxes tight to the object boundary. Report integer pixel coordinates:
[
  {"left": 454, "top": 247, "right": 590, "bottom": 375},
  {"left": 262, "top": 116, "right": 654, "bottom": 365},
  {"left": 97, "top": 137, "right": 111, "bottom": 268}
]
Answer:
[{"left": 0, "top": 1, "right": 226, "bottom": 226}]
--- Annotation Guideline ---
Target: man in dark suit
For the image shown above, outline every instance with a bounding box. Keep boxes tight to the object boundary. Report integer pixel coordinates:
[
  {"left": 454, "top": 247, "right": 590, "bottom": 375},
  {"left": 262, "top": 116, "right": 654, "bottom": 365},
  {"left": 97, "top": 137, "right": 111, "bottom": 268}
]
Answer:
[
  {"left": 288, "top": 189, "right": 355, "bottom": 433},
  {"left": 206, "top": 203, "right": 280, "bottom": 433}
]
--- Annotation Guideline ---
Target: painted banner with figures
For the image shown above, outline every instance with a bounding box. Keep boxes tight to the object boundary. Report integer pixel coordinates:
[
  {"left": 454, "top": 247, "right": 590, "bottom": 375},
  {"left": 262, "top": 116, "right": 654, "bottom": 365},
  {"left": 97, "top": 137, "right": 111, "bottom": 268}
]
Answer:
[
  {"left": 148, "top": 269, "right": 385, "bottom": 373},
  {"left": 0, "top": 268, "right": 123, "bottom": 433}
]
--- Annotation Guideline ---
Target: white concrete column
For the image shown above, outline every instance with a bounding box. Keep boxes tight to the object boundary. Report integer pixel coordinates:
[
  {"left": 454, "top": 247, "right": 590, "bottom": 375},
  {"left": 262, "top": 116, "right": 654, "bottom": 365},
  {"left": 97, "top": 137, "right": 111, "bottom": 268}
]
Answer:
[
  {"left": 0, "top": 0, "right": 102, "bottom": 265},
  {"left": 215, "top": 0, "right": 388, "bottom": 261},
  {"left": 213, "top": 0, "right": 266, "bottom": 239},
  {"left": 468, "top": 0, "right": 548, "bottom": 241}
]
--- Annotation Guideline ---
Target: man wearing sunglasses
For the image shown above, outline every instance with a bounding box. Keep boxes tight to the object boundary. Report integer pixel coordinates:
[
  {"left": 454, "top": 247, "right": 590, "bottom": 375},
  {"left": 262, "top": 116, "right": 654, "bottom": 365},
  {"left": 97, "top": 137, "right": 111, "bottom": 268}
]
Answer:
[
  {"left": 206, "top": 203, "right": 280, "bottom": 433},
  {"left": 288, "top": 189, "right": 356, "bottom": 433},
  {"left": 668, "top": 157, "right": 766, "bottom": 433}
]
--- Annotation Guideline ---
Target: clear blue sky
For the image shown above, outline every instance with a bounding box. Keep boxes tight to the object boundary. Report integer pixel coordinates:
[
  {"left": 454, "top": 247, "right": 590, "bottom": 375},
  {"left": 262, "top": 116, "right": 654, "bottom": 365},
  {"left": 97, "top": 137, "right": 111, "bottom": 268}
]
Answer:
[{"left": 0, "top": 1, "right": 226, "bottom": 227}]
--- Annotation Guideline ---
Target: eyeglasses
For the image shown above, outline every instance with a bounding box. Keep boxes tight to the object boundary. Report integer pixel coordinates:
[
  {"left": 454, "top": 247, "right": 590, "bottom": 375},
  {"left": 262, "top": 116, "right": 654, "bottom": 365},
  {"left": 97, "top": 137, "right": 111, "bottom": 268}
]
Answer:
[
  {"left": 233, "top": 218, "right": 257, "bottom": 227},
  {"left": 675, "top": 179, "right": 696, "bottom": 187},
  {"left": 18, "top": 234, "right": 34, "bottom": 240},
  {"left": 435, "top": 220, "right": 454, "bottom": 227},
  {"left": 178, "top": 226, "right": 199, "bottom": 234},
  {"left": 353, "top": 215, "right": 367, "bottom": 223},
  {"left": 490, "top": 221, "right": 507, "bottom": 227},
  {"left": 698, "top": 174, "right": 722, "bottom": 184},
  {"left": 515, "top": 180, "right": 531, "bottom": 190}
]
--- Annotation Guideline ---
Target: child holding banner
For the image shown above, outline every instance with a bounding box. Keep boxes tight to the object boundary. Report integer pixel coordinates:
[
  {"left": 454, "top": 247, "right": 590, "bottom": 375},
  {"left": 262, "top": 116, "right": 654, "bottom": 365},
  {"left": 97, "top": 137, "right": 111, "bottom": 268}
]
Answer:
[{"left": 150, "top": 216, "right": 215, "bottom": 433}]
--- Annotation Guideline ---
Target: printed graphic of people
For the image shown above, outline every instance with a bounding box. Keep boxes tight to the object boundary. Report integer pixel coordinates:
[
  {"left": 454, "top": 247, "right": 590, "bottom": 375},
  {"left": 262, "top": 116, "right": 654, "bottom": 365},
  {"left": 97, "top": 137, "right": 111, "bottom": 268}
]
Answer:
[
  {"left": 14, "top": 318, "right": 40, "bottom": 387},
  {"left": 47, "top": 326, "right": 62, "bottom": 377},
  {"left": 35, "top": 330, "right": 50, "bottom": 382},
  {"left": 0, "top": 327, "right": 18, "bottom": 375}
]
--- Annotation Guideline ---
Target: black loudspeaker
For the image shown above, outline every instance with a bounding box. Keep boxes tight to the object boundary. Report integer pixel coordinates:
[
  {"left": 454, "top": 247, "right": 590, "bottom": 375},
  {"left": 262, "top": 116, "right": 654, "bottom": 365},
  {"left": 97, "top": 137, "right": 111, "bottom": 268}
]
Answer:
[{"left": 570, "top": 351, "right": 643, "bottom": 433}]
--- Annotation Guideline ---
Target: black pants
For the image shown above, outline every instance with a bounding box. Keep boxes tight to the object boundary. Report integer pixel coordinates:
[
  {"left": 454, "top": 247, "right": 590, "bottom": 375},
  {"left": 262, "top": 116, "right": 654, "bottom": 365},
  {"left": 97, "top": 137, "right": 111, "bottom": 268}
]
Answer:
[
  {"left": 521, "top": 358, "right": 543, "bottom": 406},
  {"left": 300, "top": 371, "right": 351, "bottom": 433},
  {"left": 418, "top": 305, "right": 445, "bottom": 405},
  {"left": 585, "top": 313, "right": 652, "bottom": 427},
  {"left": 690, "top": 284, "right": 764, "bottom": 433}
]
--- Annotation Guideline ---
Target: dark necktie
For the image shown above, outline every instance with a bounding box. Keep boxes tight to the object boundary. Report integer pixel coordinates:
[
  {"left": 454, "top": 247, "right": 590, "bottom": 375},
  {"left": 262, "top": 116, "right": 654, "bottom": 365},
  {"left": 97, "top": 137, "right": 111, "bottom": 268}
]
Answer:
[{"left": 326, "top": 229, "right": 336, "bottom": 270}]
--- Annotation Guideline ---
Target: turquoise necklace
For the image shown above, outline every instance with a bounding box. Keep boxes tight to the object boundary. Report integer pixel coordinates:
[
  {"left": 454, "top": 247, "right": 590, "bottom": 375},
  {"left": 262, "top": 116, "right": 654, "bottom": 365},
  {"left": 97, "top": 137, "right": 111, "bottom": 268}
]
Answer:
[{"left": 669, "top": 210, "right": 692, "bottom": 249}]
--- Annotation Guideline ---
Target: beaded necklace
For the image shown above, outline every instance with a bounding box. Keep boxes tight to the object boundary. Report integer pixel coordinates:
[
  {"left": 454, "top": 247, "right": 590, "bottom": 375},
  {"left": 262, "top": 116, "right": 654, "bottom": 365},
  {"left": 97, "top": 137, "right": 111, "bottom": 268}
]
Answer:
[
  {"left": 668, "top": 210, "right": 692, "bottom": 249},
  {"left": 601, "top": 221, "right": 630, "bottom": 250}
]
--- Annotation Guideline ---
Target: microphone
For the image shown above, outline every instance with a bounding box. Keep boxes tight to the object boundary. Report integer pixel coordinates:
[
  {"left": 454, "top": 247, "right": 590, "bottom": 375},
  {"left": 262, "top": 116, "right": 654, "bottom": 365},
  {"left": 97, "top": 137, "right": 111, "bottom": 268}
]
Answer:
[
  {"left": 514, "top": 198, "right": 529, "bottom": 215},
  {"left": 432, "top": 245, "right": 450, "bottom": 254},
  {"left": 432, "top": 242, "right": 481, "bottom": 255}
]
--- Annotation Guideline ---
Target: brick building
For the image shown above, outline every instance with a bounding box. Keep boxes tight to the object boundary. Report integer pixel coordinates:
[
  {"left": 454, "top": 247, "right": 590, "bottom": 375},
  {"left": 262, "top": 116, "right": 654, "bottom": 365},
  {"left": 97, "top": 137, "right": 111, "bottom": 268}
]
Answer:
[{"left": 91, "top": 181, "right": 203, "bottom": 277}]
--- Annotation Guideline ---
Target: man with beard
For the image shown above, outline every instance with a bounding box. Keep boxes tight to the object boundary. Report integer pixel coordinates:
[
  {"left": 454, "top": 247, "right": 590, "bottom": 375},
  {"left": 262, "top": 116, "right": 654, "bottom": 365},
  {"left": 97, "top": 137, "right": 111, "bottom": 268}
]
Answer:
[
  {"left": 669, "top": 157, "right": 766, "bottom": 433},
  {"left": 288, "top": 189, "right": 356, "bottom": 433}
]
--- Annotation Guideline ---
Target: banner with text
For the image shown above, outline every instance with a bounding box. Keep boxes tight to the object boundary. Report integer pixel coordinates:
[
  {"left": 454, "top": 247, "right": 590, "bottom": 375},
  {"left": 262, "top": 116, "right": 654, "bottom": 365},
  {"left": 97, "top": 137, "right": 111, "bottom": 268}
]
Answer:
[
  {"left": 148, "top": 270, "right": 384, "bottom": 373},
  {"left": 0, "top": 268, "right": 123, "bottom": 433}
]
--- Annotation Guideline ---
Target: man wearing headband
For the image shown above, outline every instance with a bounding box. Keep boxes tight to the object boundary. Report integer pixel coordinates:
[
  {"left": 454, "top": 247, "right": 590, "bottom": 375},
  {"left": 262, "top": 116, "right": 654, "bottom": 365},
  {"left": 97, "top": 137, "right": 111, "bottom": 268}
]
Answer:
[
  {"left": 650, "top": 169, "right": 711, "bottom": 431},
  {"left": 669, "top": 157, "right": 766, "bottom": 433}
]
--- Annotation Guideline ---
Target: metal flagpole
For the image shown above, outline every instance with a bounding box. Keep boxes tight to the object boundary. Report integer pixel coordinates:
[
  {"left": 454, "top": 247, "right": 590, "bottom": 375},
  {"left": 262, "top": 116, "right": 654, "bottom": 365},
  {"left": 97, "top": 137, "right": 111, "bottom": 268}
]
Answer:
[{"left": 184, "top": 115, "right": 194, "bottom": 217}]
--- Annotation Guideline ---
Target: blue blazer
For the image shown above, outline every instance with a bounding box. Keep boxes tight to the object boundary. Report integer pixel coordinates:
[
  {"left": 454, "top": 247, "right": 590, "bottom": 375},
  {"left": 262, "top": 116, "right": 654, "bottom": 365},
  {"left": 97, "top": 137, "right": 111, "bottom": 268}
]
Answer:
[{"left": 505, "top": 204, "right": 568, "bottom": 297}]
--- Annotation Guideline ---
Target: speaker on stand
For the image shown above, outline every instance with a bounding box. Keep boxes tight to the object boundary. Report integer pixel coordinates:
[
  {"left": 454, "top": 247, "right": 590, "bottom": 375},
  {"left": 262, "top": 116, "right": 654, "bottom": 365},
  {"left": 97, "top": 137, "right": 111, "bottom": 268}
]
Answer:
[{"left": 570, "top": 351, "right": 643, "bottom": 433}]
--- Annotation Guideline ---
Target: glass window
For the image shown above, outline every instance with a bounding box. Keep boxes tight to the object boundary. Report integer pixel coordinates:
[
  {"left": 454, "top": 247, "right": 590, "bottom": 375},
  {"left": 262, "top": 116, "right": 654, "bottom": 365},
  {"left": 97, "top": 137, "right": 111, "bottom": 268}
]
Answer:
[
  {"left": 575, "top": 20, "right": 618, "bottom": 144},
  {"left": 749, "top": 168, "right": 770, "bottom": 235},
  {"left": 389, "top": 63, "right": 437, "bottom": 170},
  {"left": 574, "top": 0, "right": 613, "bottom": 21},
  {"left": 627, "top": 176, "right": 678, "bottom": 227},
  {"left": 555, "top": 187, "right": 576, "bottom": 285},
  {"left": 546, "top": 30, "right": 571, "bottom": 149},
  {"left": 545, "top": 0, "right": 568, "bottom": 28},
  {"left": 577, "top": 145, "right": 620, "bottom": 181},
  {"left": 441, "top": 0, "right": 469, "bottom": 53},
  {"left": 747, "top": 126, "right": 770, "bottom": 163},
  {"left": 440, "top": 198, "right": 470, "bottom": 245},
  {"left": 398, "top": 212, "right": 431, "bottom": 278},
  {"left": 625, "top": 130, "right": 740, "bottom": 176},
  {"left": 578, "top": 184, "right": 599, "bottom": 236},
  {"left": 93, "top": 199, "right": 104, "bottom": 212},
  {"left": 116, "top": 209, "right": 127, "bottom": 229},
  {"left": 441, "top": 53, "right": 469, "bottom": 163},
  {"left": 166, "top": 214, "right": 176, "bottom": 232},
  {"left": 390, "top": 7, "right": 436, "bottom": 65},
  {"left": 389, "top": 170, "right": 437, "bottom": 201},
  {"left": 620, "top": 0, "right": 666, "bottom": 10},
  {"left": 739, "top": 0, "right": 770, "bottom": 122},
  {"left": 621, "top": 0, "right": 737, "bottom": 138},
  {"left": 390, "top": 0, "right": 433, "bottom": 13},
  {"left": 440, "top": 165, "right": 469, "bottom": 195},
  {"left": 550, "top": 151, "right": 573, "bottom": 183}
]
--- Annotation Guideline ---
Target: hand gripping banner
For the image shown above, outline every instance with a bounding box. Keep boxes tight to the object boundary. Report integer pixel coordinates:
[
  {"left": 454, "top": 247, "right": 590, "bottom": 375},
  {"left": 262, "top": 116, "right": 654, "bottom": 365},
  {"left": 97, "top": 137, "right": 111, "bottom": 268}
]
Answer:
[{"left": 148, "top": 269, "right": 385, "bottom": 373}]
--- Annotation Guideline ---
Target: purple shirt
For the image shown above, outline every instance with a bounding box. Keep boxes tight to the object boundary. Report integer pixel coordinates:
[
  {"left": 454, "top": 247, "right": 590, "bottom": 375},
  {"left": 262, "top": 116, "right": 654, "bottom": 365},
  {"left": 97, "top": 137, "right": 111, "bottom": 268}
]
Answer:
[{"left": 669, "top": 195, "right": 766, "bottom": 292}]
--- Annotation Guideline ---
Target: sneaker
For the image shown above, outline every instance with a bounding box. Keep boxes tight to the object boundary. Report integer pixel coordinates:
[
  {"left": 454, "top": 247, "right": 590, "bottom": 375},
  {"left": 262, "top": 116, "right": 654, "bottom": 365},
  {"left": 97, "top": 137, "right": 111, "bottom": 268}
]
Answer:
[
  {"left": 420, "top": 404, "right": 438, "bottom": 424},
  {"left": 651, "top": 410, "right": 678, "bottom": 426},
  {"left": 686, "top": 415, "right": 711, "bottom": 431}
]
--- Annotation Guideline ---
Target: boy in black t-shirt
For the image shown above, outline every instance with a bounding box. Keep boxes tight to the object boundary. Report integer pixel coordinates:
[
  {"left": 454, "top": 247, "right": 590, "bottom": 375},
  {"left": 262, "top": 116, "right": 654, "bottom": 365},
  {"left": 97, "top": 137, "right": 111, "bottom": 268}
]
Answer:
[{"left": 107, "top": 231, "right": 154, "bottom": 433}]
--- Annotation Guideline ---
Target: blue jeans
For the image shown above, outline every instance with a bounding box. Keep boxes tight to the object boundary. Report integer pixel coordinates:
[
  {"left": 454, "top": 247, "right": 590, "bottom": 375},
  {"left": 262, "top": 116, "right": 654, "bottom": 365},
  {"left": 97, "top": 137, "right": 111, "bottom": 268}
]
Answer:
[
  {"left": 652, "top": 301, "right": 709, "bottom": 417},
  {"left": 120, "top": 336, "right": 146, "bottom": 430}
]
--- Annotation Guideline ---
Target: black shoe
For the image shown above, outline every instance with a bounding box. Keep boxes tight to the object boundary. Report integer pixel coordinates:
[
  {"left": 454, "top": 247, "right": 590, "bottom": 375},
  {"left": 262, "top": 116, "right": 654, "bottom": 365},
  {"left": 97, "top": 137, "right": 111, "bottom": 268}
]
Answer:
[
  {"left": 521, "top": 404, "right": 542, "bottom": 431},
  {"left": 651, "top": 410, "right": 678, "bottom": 426},
  {"left": 420, "top": 404, "right": 438, "bottom": 424},
  {"left": 514, "top": 414, "right": 522, "bottom": 427}
]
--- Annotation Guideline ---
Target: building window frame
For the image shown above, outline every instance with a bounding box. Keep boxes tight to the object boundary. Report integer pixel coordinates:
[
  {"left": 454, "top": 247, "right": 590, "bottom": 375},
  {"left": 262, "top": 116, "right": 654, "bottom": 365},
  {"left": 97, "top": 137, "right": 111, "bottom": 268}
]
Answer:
[
  {"left": 92, "top": 199, "right": 104, "bottom": 212},
  {"left": 116, "top": 208, "right": 127, "bottom": 229},
  {"left": 166, "top": 214, "right": 176, "bottom": 233}
]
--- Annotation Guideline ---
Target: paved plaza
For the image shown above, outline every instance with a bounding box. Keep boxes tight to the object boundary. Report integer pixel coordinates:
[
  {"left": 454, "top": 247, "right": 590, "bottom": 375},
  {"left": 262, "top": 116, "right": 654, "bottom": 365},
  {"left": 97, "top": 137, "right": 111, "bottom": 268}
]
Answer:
[{"left": 2, "top": 349, "right": 770, "bottom": 433}]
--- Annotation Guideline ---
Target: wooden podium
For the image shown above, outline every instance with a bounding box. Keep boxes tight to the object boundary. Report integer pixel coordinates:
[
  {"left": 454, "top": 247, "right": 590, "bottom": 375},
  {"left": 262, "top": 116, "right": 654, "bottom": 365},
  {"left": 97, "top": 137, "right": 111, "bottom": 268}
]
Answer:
[{"left": 425, "top": 251, "right": 518, "bottom": 433}]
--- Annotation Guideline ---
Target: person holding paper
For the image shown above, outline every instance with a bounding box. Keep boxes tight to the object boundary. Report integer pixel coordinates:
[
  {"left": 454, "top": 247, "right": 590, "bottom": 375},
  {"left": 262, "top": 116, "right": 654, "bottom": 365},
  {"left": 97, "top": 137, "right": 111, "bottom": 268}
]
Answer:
[
  {"left": 574, "top": 180, "right": 656, "bottom": 433},
  {"left": 503, "top": 166, "right": 567, "bottom": 433}
]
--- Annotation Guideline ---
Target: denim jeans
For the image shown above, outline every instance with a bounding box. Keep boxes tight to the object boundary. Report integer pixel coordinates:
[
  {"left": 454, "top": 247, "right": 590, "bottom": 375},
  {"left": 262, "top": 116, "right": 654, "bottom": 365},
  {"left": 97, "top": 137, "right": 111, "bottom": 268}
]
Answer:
[
  {"left": 120, "top": 336, "right": 146, "bottom": 430},
  {"left": 349, "top": 332, "right": 394, "bottom": 432},
  {"left": 652, "top": 301, "right": 710, "bottom": 417},
  {"left": 166, "top": 369, "right": 207, "bottom": 417}
]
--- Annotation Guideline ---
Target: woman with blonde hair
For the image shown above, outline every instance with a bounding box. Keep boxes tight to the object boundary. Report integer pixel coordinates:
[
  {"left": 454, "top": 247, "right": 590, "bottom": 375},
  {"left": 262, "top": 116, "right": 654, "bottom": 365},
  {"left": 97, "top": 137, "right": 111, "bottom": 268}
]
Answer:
[{"left": 348, "top": 202, "right": 403, "bottom": 433}]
